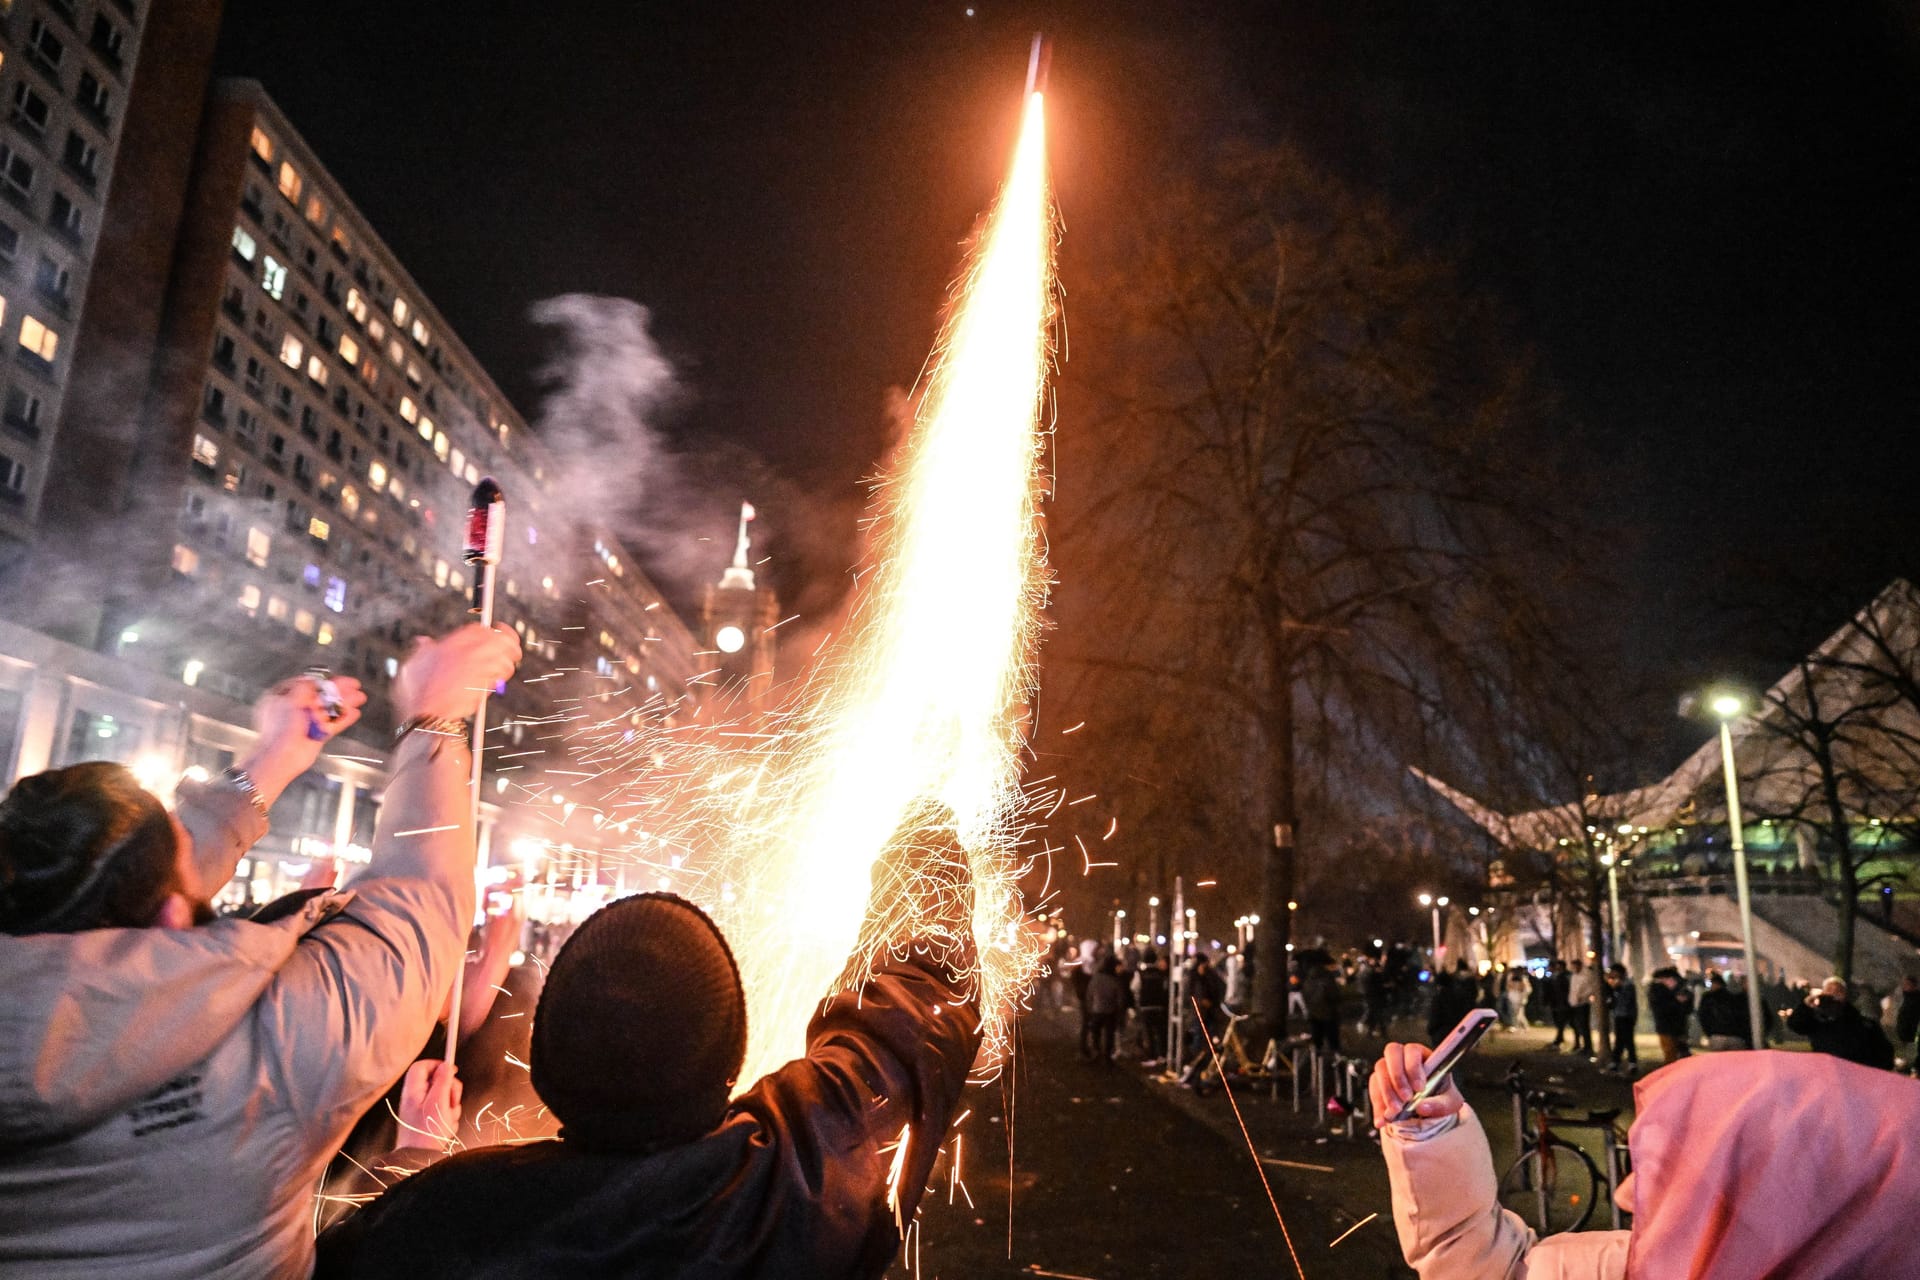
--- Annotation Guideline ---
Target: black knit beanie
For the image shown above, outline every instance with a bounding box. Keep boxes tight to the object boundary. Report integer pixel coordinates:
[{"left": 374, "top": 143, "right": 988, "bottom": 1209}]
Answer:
[{"left": 530, "top": 893, "right": 748, "bottom": 1152}]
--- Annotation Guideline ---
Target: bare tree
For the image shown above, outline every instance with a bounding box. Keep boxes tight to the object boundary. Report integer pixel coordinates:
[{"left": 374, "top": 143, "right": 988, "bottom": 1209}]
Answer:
[
  {"left": 1043, "top": 141, "right": 1577, "bottom": 1035},
  {"left": 1739, "top": 581, "right": 1920, "bottom": 981}
]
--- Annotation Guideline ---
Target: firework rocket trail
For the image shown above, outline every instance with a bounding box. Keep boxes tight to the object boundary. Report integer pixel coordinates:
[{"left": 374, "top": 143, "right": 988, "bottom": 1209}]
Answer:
[{"left": 705, "top": 85, "right": 1056, "bottom": 1086}]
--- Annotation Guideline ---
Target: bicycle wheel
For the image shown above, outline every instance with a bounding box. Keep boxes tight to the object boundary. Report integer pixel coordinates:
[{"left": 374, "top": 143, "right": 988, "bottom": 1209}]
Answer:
[{"left": 1498, "top": 1137, "right": 1603, "bottom": 1235}]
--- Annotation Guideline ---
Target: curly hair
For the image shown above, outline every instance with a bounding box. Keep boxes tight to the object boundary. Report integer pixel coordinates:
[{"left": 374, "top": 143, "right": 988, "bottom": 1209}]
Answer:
[{"left": 0, "top": 762, "right": 181, "bottom": 934}]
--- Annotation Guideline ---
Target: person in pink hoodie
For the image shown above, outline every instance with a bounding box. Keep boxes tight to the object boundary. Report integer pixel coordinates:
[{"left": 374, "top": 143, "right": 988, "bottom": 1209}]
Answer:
[{"left": 1371, "top": 1040, "right": 1920, "bottom": 1278}]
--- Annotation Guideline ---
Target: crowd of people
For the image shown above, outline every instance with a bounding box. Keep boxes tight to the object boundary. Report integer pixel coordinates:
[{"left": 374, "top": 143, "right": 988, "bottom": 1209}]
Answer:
[{"left": 0, "top": 624, "right": 981, "bottom": 1280}]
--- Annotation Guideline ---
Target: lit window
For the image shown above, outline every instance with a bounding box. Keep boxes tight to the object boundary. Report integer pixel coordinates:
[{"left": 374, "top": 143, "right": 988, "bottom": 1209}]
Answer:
[
  {"left": 171, "top": 544, "right": 199, "bottom": 575},
  {"left": 417, "top": 416, "right": 433, "bottom": 442},
  {"left": 308, "top": 516, "right": 330, "bottom": 541},
  {"left": 277, "top": 162, "right": 301, "bottom": 202},
  {"left": 267, "top": 595, "right": 289, "bottom": 622},
  {"left": 261, "top": 255, "right": 286, "bottom": 300},
  {"left": 598, "top": 630, "right": 614, "bottom": 649},
  {"left": 368, "top": 315, "right": 386, "bottom": 342},
  {"left": 385, "top": 656, "right": 399, "bottom": 678},
  {"left": 238, "top": 583, "right": 261, "bottom": 615},
  {"left": 278, "top": 334, "right": 302, "bottom": 369},
  {"left": 293, "top": 608, "right": 315, "bottom": 636},
  {"left": 18, "top": 314, "right": 58, "bottom": 362},
  {"left": 392, "top": 296, "right": 410, "bottom": 326},
  {"left": 449, "top": 447, "right": 464, "bottom": 475},
  {"left": 317, "top": 622, "right": 334, "bottom": 645},
  {"left": 246, "top": 527, "right": 271, "bottom": 567},
  {"left": 331, "top": 225, "right": 351, "bottom": 254},
  {"left": 367, "top": 460, "right": 387, "bottom": 490},
  {"left": 432, "top": 431, "right": 448, "bottom": 461},
  {"left": 340, "top": 485, "right": 359, "bottom": 517},
  {"left": 464, "top": 462, "right": 479, "bottom": 484},
  {"left": 388, "top": 473, "right": 405, "bottom": 501},
  {"left": 432, "top": 558, "right": 449, "bottom": 587},
  {"left": 324, "top": 575, "right": 347, "bottom": 612},
  {"left": 303, "top": 562, "right": 321, "bottom": 587},
  {"left": 398, "top": 396, "right": 417, "bottom": 424},
  {"left": 405, "top": 360, "right": 423, "bottom": 387},
  {"left": 231, "top": 225, "right": 257, "bottom": 262},
  {"left": 304, "top": 195, "right": 327, "bottom": 227},
  {"left": 250, "top": 127, "right": 274, "bottom": 163},
  {"left": 410, "top": 318, "right": 429, "bottom": 346},
  {"left": 191, "top": 433, "right": 219, "bottom": 467},
  {"left": 388, "top": 340, "right": 404, "bottom": 366},
  {"left": 306, "top": 355, "right": 328, "bottom": 386},
  {"left": 345, "top": 287, "right": 368, "bottom": 324},
  {"left": 338, "top": 333, "right": 359, "bottom": 364}
]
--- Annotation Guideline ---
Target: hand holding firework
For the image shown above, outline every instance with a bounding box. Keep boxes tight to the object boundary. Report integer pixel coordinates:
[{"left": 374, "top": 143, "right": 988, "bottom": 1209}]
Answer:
[
  {"left": 396, "top": 1059, "right": 463, "bottom": 1148},
  {"left": 393, "top": 623, "right": 523, "bottom": 724}
]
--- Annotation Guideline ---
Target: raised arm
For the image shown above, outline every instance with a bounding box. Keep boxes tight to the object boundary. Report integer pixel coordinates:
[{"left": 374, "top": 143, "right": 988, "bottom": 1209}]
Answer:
[
  {"left": 173, "top": 674, "right": 370, "bottom": 900},
  {"left": 255, "top": 624, "right": 521, "bottom": 1135}
]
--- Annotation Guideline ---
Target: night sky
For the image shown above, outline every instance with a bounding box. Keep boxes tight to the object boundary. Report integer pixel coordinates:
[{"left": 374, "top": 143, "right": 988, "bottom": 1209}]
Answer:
[{"left": 212, "top": 2, "right": 1920, "bottom": 709}]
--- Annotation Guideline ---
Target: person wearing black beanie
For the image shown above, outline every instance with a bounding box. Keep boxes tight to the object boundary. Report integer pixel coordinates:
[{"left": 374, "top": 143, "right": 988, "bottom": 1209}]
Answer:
[{"left": 317, "top": 855, "right": 983, "bottom": 1280}]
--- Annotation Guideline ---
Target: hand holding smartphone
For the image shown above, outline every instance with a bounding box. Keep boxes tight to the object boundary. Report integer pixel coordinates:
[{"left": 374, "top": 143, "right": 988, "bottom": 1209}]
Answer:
[{"left": 1385, "top": 1007, "right": 1498, "bottom": 1123}]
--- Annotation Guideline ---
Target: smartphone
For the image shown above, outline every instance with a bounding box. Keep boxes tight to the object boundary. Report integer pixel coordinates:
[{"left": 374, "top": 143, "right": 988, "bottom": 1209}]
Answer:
[{"left": 1391, "top": 1007, "right": 1499, "bottom": 1122}]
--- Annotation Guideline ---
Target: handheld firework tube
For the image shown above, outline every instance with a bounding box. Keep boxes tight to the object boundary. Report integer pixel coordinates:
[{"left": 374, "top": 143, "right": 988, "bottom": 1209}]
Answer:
[{"left": 443, "top": 477, "right": 505, "bottom": 1072}]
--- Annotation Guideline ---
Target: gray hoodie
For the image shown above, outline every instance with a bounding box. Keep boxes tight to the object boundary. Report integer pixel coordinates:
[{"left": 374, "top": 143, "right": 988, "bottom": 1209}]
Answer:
[{"left": 0, "top": 732, "right": 477, "bottom": 1279}]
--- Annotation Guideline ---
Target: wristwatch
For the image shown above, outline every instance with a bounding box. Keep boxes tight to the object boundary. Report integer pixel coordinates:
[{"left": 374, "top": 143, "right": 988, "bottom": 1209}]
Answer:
[
  {"left": 219, "top": 766, "right": 271, "bottom": 818},
  {"left": 395, "top": 715, "right": 470, "bottom": 743}
]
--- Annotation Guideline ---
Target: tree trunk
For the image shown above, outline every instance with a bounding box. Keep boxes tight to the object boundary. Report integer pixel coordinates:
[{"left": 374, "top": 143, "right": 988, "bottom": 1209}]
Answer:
[
  {"left": 1832, "top": 828, "right": 1858, "bottom": 984},
  {"left": 1819, "top": 747, "right": 1857, "bottom": 983},
  {"left": 1253, "top": 643, "right": 1297, "bottom": 1042}
]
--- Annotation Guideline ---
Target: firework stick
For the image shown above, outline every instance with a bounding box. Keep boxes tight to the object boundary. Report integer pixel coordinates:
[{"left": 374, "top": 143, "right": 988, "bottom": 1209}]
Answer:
[{"left": 445, "top": 478, "right": 506, "bottom": 1071}]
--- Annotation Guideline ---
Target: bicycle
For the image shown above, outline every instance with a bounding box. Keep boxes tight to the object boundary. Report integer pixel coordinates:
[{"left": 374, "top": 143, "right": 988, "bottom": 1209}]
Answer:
[
  {"left": 1185, "top": 1010, "right": 1288, "bottom": 1095},
  {"left": 1497, "top": 1062, "right": 1632, "bottom": 1235}
]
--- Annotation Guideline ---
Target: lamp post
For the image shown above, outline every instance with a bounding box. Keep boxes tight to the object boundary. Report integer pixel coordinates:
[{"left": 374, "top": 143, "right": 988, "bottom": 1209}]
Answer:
[
  {"left": 1707, "top": 693, "right": 1768, "bottom": 1050},
  {"left": 1148, "top": 896, "right": 1160, "bottom": 944},
  {"left": 1418, "top": 893, "right": 1448, "bottom": 966},
  {"left": 1600, "top": 852, "right": 1625, "bottom": 971}
]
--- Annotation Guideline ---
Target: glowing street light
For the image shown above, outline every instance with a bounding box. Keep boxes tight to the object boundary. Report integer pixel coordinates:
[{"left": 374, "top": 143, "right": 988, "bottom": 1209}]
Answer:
[
  {"left": 1702, "top": 689, "right": 1767, "bottom": 1049},
  {"left": 1418, "top": 893, "right": 1447, "bottom": 964}
]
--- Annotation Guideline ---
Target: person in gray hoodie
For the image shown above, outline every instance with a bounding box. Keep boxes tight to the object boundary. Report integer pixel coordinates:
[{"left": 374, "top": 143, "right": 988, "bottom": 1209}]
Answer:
[{"left": 0, "top": 621, "right": 520, "bottom": 1280}]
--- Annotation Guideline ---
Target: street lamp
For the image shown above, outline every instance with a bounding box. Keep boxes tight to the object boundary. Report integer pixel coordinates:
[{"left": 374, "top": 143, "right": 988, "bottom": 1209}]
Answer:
[
  {"left": 1148, "top": 896, "right": 1160, "bottom": 942},
  {"left": 1418, "top": 893, "right": 1448, "bottom": 965},
  {"left": 1599, "top": 852, "right": 1624, "bottom": 970},
  {"left": 1707, "top": 690, "right": 1768, "bottom": 1050}
]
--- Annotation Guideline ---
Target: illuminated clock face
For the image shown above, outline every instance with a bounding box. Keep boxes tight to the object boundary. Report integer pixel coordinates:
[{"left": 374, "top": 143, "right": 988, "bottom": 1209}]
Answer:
[{"left": 715, "top": 624, "right": 746, "bottom": 654}]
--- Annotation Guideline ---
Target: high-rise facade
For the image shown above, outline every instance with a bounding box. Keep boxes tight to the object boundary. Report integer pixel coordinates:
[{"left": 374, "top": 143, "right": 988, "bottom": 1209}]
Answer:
[
  {"left": 0, "top": 0, "right": 209, "bottom": 556},
  {"left": 0, "top": 68, "right": 707, "bottom": 904},
  {"left": 55, "top": 79, "right": 699, "bottom": 731}
]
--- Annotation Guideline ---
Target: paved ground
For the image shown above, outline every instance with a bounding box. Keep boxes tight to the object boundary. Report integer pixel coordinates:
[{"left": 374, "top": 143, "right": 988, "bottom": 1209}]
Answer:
[{"left": 908, "top": 1006, "right": 1685, "bottom": 1279}]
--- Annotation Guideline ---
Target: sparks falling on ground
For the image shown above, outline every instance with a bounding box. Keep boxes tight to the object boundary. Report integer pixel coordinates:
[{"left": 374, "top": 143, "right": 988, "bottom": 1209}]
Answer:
[{"left": 571, "top": 83, "right": 1057, "bottom": 1087}]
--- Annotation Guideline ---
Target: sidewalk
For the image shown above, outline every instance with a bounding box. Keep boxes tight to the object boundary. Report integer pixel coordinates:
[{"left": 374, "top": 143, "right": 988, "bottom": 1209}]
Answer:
[{"left": 911, "top": 1006, "right": 1414, "bottom": 1278}]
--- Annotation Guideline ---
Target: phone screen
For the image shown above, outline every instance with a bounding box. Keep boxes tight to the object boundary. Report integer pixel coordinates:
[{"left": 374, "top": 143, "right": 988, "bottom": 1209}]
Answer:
[{"left": 1390, "top": 1007, "right": 1498, "bottom": 1122}]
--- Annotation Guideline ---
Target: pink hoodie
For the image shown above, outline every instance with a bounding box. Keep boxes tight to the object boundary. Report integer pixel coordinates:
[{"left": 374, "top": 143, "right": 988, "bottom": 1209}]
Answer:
[
  {"left": 1383, "top": 1051, "right": 1920, "bottom": 1280},
  {"left": 1625, "top": 1052, "right": 1920, "bottom": 1278}
]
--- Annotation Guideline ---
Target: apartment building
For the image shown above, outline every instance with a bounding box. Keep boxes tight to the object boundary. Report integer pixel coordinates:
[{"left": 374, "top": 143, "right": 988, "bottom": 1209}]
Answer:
[{"left": 0, "top": 0, "right": 181, "bottom": 553}]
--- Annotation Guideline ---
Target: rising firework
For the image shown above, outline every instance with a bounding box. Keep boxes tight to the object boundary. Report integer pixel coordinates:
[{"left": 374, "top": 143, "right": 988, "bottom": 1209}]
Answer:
[{"left": 569, "top": 70, "right": 1058, "bottom": 1087}]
